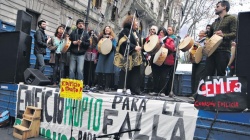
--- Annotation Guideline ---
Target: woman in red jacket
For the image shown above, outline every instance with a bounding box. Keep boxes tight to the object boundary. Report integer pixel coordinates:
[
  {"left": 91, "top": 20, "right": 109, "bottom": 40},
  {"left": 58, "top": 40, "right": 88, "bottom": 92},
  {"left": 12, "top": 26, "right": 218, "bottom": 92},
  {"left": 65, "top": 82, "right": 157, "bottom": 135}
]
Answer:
[{"left": 150, "top": 27, "right": 175, "bottom": 96}]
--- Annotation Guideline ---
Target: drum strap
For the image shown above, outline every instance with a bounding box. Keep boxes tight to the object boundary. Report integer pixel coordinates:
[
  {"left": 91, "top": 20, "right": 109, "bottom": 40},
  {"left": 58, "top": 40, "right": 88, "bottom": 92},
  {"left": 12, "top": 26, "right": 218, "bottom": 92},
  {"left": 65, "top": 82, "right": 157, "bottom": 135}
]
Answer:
[{"left": 114, "top": 35, "right": 142, "bottom": 71}]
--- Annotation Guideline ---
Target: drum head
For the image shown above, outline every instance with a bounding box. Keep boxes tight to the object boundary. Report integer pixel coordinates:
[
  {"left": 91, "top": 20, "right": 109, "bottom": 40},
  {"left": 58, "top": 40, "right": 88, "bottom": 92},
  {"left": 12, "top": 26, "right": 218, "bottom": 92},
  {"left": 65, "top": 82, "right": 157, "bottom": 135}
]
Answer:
[
  {"left": 153, "top": 47, "right": 168, "bottom": 66},
  {"left": 100, "top": 39, "right": 112, "bottom": 55},
  {"left": 178, "top": 37, "right": 194, "bottom": 52},
  {"left": 144, "top": 35, "right": 159, "bottom": 52},
  {"left": 195, "top": 46, "right": 203, "bottom": 63},
  {"left": 145, "top": 65, "right": 152, "bottom": 76},
  {"left": 208, "top": 35, "right": 223, "bottom": 56}
]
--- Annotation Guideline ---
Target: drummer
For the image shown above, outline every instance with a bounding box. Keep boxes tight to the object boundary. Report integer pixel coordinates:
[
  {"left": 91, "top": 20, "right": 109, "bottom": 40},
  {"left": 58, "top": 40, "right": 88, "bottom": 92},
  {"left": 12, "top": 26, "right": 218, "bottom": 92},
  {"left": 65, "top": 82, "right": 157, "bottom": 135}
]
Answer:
[
  {"left": 191, "top": 30, "right": 207, "bottom": 98},
  {"left": 149, "top": 27, "right": 175, "bottom": 96},
  {"left": 95, "top": 26, "right": 117, "bottom": 92},
  {"left": 205, "top": 0, "right": 236, "bottom": 76}
]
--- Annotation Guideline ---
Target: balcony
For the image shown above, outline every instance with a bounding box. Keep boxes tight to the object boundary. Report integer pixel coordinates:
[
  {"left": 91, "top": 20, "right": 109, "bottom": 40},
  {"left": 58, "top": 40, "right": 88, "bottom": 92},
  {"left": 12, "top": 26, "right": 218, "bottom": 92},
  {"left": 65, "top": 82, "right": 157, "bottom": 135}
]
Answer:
[{"left": 134, "top": 0, "right": 157, "bottom": 22}]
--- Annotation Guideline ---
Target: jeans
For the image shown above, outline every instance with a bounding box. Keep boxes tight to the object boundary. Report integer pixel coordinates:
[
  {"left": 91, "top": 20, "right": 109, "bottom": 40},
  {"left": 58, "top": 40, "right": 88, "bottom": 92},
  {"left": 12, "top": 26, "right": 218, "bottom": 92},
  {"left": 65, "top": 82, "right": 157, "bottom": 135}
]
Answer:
[
  {"left": 35, "top": 54, "right": 45, "bottom": 72},
  {"left": 69, "top": 54, "right": 85, "bottom": 80}
]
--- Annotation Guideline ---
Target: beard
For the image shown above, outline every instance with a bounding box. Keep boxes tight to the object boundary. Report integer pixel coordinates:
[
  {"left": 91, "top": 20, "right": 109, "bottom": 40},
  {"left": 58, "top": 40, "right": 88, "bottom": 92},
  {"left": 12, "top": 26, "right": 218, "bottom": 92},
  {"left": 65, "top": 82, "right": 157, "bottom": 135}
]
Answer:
[{"left": 215, "top": 9, "right": 223, "bottom": 15}]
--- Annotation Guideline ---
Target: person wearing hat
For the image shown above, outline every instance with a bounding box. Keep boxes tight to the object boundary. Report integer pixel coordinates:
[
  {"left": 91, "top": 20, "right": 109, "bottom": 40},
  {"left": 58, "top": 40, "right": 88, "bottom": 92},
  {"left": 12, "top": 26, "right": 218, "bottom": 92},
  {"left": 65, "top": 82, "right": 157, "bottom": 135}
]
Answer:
[{"left": 69, "top": 19, "right": 90, "bottom": 81}]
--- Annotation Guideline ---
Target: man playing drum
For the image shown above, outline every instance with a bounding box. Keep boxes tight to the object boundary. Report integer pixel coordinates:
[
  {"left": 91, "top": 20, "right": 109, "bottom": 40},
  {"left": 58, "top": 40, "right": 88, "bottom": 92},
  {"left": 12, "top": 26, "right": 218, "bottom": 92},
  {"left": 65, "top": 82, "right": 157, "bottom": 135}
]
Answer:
[{"left": 205, "top": 0, "right": 236, "bottom": 76}]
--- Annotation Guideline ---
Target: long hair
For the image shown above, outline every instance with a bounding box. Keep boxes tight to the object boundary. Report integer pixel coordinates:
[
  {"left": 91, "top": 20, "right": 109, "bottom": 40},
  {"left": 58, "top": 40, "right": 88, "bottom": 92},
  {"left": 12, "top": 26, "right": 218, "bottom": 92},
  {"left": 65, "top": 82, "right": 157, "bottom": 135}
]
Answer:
[
  {"left": 98, "top": 26, "right": 116, "bottom": 40},
  {"left": 54, "top": 25, "right": 65, "bottom": 37},
  {"left": 122, "top": 15, "right": 137, "bottom": 29}
]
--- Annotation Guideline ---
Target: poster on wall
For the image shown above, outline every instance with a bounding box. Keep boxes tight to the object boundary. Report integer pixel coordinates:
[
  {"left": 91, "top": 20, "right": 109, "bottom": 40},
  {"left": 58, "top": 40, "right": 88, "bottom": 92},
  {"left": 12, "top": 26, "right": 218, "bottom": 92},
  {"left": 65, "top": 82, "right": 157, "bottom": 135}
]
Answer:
[
  {"left": 194, "top": 76, "right": 248, "bottom": 112},
  {"left": 15, "top": 84, "right": 198, "bottom": 140}
]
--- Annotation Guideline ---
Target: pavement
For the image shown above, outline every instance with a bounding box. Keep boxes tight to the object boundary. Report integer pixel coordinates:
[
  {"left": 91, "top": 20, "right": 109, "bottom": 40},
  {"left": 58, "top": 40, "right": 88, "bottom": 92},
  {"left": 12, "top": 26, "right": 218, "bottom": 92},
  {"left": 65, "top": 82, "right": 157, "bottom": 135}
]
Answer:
[{"left": 0, "top": 125, "right": 47, "bottom": 140}]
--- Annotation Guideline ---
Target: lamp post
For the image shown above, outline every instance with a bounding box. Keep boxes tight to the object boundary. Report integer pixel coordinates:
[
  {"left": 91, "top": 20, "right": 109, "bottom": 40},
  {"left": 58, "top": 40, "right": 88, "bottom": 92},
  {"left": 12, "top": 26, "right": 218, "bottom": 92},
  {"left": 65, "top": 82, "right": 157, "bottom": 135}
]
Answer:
[{"left": 85, "top": 0, "right": 91, "bottom": 32}]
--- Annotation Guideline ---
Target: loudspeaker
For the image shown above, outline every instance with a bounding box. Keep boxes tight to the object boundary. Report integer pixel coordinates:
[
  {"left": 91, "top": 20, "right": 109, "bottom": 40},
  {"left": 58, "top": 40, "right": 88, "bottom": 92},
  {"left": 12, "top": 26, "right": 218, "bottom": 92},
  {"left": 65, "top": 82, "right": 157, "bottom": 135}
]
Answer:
[
  {"left": 0, "top": 31, "right": 32, "bottom": 83},
  {"left": 24, "top": 68, "right": 50, "bottom": 86},
  {"left": 15, "top": 10, "right": 32, "bottom": 34},
  {"left": 236, "top": 12, "right": 250, "bottom": 76},
  {"left": 236, "top": 12, "right": 250, "bottom": 108}
]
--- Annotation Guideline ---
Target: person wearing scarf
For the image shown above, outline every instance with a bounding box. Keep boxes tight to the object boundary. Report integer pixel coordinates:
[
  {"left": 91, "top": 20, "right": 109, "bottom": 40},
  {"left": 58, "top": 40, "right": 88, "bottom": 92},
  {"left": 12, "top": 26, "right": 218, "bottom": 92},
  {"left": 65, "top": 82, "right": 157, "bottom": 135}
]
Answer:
[{"left": 48, "top": 25, "right": 68, "bottom": 86}]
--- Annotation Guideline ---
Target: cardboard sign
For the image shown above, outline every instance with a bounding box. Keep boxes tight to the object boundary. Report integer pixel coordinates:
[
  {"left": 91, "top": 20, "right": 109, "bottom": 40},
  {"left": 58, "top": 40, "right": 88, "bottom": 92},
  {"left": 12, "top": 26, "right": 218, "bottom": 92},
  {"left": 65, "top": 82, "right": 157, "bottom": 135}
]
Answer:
[{"left": 60, "top": 78, "right": 83, "bottom": 100}]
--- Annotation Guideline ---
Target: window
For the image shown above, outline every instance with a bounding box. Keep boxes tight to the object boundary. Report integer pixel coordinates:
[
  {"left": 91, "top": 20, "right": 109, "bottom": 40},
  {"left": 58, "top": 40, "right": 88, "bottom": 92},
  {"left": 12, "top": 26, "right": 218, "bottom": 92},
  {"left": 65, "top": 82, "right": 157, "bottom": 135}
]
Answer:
[
  {"left": 92, "top": 0, "right": 102, "bottom": 9},
  {"left": 150, "top": 2, "right": 154, "bottom": 10},
  {"left": 26, "top": 9, "right": 40, "bottom": 30},
  {"left": 111, "top": 5, "right": 117, "bottom": 21}
]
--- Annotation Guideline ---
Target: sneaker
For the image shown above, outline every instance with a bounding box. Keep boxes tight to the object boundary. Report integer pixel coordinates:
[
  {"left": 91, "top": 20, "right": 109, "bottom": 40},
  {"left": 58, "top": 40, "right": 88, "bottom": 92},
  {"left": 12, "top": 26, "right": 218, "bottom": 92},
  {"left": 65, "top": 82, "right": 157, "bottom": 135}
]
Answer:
[
  {"left": 149, "top": 92, "right": 157, "bottom": 96},
  {"left": 117, "top": 89, "right": 123, "bottom": 93},
  {"left": 84, "top": 85, "right": 90, "bottom": 90},
  {"left": 160, "top": 93, "right": 166, "bottom": 97},
  {"left": 126, "top": 89, "right": 131, "bottom": 94}
]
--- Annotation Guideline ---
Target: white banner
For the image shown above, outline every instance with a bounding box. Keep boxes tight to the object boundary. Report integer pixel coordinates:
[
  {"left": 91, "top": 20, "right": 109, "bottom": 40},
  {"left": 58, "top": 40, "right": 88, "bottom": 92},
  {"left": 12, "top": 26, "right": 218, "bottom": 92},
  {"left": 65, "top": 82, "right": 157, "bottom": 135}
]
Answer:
[{"left": 15, "top": 84, "right": 198, "bottom": 140}]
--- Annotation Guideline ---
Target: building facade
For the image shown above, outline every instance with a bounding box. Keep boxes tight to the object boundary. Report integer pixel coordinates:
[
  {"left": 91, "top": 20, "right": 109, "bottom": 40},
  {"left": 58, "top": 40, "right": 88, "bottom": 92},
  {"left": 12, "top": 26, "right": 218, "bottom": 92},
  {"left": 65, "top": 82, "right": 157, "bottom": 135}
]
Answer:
[{"left": 0, "top": 0, "right": 182, "bottom": 37}]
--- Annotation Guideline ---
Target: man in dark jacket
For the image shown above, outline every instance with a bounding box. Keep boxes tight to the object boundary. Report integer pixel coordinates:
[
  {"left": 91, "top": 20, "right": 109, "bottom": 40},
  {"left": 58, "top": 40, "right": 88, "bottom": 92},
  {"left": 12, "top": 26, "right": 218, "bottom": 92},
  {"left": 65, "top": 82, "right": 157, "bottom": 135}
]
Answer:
[
  {"left": 69, "top": 19, "right": 90, "bottom": 80},
  {"left": 205, "top": 0, "right": 236, "bottom": 76},
  {"left": 34, "top": 20, "right": 50, "bottom": 72}
]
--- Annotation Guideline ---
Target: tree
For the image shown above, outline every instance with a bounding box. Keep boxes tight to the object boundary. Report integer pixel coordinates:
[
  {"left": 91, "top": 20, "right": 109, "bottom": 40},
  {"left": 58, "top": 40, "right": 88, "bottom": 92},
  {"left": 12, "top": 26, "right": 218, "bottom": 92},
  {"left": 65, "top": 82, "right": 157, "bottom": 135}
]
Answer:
[{"left": 175, "top": 0, "right": 217, "bottom": 36}]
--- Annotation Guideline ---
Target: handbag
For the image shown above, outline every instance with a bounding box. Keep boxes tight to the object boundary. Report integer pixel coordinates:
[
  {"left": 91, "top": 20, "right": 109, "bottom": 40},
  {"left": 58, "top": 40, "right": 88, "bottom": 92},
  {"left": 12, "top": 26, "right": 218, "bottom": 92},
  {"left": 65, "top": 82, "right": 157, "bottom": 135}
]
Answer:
[{"left": 47, "top": 36, "right": 57, "bottom": 51}]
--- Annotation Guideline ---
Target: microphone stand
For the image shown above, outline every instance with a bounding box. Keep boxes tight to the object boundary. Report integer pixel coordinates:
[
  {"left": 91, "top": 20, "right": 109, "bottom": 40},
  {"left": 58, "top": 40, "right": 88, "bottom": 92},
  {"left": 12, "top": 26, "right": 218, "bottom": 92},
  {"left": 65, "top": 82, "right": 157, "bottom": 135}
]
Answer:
[
  {"left": 95, "top": 128, "right": 141, "bottom": 140},
  {"left": 59, "top": 17, "right": 72, "bottom": 81},
  {"left": 169, "top": 47, "right": 179, "bottom": 98},
  {"left": 123, "top": 12, "right": 136, "bottom": 94}
]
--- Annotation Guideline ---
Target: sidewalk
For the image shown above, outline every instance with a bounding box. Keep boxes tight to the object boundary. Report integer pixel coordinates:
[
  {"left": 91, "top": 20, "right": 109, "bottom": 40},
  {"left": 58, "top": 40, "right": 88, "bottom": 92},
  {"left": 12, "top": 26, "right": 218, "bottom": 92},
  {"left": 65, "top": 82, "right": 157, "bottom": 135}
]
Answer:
[{"left": 0, "top": 126, "right": 47, "bottom": 140}]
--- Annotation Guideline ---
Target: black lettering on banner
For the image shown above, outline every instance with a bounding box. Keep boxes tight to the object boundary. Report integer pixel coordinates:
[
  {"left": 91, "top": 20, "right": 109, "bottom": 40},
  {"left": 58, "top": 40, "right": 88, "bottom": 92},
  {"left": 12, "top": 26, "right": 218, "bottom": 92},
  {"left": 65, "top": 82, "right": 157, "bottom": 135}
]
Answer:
[
  {"left": 139, "top": 99, "right": 147, "bottom": 112},
  {"left": 103, "top": 109, "right": 118, "bottom": 134},
  {"left": 88, "top": 132, "right": 92, "bottom": 140},
  {"left": 25, "top": 88, "right": 32, "bottom": 107},
  {"left": 41, "top": 88, "right": 45, "bottom": 122},
  {"left": 119, "top": 112, "right": 132, "bottom": 138},
  {"left": 31, "top": 87, "right": 35, "bottom": 106},
  {"left": 83, "top": 132, "right": 87, "bottom": 140},
  {"left": 78, "top": 131, "right": 83, "bottom": 140},
  {"left": 17, "top": 85, "right": 28, "bottom": 117},
  {"left": 162, "top": 101, "right": 174, "bottom": 115},
  {"left": 53, "top": 93, "right": 58, "bottom": 123},
  {"left": 134, "top": 113, "right": 149, "bottom": 140},
  {"left": 45, "top": 90, "right": 53, "bottom": 122},
  {"left": 173, "top": 103, "right": 184, "bottom": 117},
  {"left": 170, "top": 118, "right": 185, "bottom": 140},
  {"left": 57, "top": 95, "right": 64, "bottom": 124},
  {"left": 112, "top": 96, "right": 123, "bottom": 109},
  {"left": 151, "top": 115, "right": 166, "bottom": 140},
  {"left": 131, "top": 98, "right": 139, "bottom": 112},
  {"left": 34, "top": 88, "right": 42, "bottom": 107},
  {"left": 122, "top": 97, "right": 129, "bottom": 110}
]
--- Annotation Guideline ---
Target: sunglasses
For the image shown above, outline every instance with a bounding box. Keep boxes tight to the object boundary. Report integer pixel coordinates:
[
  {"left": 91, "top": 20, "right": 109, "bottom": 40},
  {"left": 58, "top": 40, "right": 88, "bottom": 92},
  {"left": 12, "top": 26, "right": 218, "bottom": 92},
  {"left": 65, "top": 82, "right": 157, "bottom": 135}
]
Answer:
[{"left": 150, "top": 29, "right": 155, "bottom": 30}]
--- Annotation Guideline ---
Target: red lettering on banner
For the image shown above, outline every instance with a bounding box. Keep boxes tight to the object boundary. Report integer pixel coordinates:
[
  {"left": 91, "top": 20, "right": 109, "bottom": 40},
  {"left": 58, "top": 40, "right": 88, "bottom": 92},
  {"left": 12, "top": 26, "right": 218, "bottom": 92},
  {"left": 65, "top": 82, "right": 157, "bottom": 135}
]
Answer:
[{"left": 194, "top": 101, "right": 239, "bottom": 108}]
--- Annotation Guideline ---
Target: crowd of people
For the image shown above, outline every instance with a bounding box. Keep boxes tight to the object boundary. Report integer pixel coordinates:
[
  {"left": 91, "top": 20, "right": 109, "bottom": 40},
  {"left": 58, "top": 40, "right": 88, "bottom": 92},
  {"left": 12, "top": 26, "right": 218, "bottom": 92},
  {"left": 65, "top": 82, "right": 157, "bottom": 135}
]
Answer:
[{"left": 33, "top": 0, "right": 237, "bottom": 97}]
